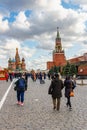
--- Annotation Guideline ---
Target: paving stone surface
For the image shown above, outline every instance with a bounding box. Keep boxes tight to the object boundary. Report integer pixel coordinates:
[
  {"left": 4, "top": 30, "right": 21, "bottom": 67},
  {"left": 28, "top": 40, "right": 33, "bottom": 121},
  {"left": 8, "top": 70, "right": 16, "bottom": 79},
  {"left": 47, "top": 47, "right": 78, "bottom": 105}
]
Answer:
[{"left": 0, "top": 78, "right": 87, "bottom": 130}]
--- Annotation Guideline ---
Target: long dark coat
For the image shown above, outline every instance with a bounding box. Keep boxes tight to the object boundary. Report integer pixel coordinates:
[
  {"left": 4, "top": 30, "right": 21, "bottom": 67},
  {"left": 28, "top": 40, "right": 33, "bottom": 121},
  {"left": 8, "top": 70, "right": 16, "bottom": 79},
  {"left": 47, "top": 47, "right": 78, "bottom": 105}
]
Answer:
[
  {"left": 64, "top": 79, "right": 73, "bottom": 98},
  {"left": 50, "top": 78, "right": 64, "bottom": 99}
]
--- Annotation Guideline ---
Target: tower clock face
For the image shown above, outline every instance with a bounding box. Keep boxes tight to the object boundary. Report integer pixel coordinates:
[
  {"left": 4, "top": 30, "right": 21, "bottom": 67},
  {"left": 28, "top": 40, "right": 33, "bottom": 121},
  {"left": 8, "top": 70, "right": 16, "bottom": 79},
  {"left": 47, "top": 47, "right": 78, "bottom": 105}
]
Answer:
[{"left": 56, "top": 42, "right": 60, "bottom": 45}]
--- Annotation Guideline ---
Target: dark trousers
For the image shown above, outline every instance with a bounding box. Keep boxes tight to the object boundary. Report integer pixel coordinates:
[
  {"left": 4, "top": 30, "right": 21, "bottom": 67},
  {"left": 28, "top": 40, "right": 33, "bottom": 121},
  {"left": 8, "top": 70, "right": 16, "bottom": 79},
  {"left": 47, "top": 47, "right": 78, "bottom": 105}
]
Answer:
[
  {"left": 66, "top": 97, "right": 71, "bottom": 108},
  {"left": 17, "top": 91, "right": 24, "bottom": 103},
  {"left": 52, "top": 98, "right": 60, "bottom": 110}
]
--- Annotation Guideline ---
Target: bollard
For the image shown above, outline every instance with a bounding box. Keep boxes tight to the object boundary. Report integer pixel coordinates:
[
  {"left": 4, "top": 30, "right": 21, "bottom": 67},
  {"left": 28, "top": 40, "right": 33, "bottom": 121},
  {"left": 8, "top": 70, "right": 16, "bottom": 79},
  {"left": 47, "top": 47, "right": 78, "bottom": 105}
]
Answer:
[{"left": 81, "top": 79, "right": 83, "bottom": 85}]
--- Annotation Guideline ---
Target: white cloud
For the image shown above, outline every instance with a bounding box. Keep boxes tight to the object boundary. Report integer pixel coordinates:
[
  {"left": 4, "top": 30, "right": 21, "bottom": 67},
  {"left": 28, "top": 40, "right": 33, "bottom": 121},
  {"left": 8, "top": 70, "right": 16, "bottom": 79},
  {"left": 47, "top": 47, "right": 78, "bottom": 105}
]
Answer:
[
  {"left": 0, "top": 0, "right": 61, "bottom": 11},
  {"left": 13, "top": 11, "right": 30, "bottom": 30},
  {"left": 27, "top": 54, "right": 51, "bottom": 70},
  {"left": 21, "top": 47, "right": 36, "bottom": 58},
  {"left": 0, "top": 0, "right": 87, "bottom": 70},
  {"left": 5, "top": 39, "right": 20, "bottom": 49},
  {"left": 37, "top": 0, "right": 61, "bottom": 11},
  {"left": 0, "top": 15, "right": 9, "bottom": 32},
  {"left": 63, "top": 0, "right": 69, "bottom": 3},
  {"left": 80, "top": 4, "right": 87, "bottom": 11},
  {"left": 72, "top": 0, "right": 87, "bottom": 5}
]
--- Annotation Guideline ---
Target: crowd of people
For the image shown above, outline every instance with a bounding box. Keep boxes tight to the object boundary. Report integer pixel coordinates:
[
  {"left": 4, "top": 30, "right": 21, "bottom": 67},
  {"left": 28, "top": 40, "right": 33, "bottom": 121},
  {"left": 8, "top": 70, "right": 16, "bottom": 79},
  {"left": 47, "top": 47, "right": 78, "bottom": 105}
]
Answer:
[{"left": 5, "top": 71, "right": 76, "bottom": 110}]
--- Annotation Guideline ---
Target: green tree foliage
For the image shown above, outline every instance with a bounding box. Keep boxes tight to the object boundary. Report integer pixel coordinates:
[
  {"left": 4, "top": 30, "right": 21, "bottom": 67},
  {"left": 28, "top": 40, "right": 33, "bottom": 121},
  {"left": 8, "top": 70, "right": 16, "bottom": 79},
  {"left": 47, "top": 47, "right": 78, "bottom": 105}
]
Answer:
[
  {"left": 70, "top": 64, "right": 77, "bottom": 76},
  {"left": 49, "top": 67, "right": 54, "bottom": 75},
  {"left": 54, "top": 66, "right": 58, "bottom": 73},
  {"left": 62, "top": 62, "right": 71, "bottom": 76},
  {"left": 49, "top": 66, "right": 60, "bottom": 75},
  {"left": 62, "top": 62, "right": 77, "bottom": 76},
  {"left": 48, "top": 62, "right": 77, "bottom": 77}
]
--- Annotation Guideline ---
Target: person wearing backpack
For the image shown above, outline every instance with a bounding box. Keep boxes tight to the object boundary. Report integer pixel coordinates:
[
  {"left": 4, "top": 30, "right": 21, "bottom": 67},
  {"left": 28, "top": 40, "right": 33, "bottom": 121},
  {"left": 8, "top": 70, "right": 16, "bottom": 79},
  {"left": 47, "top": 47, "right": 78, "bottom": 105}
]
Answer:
[{"left": 15, "top": 73, "right": 27, "bottom": 106}]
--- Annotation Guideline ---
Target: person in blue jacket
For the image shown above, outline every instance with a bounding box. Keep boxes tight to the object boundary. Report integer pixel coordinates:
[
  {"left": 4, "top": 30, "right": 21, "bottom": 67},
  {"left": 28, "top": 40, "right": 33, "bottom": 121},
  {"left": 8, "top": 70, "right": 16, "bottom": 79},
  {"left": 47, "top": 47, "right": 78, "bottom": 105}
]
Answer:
[{"left": 15, "top": 73, "right": 27, "bottom": 106}]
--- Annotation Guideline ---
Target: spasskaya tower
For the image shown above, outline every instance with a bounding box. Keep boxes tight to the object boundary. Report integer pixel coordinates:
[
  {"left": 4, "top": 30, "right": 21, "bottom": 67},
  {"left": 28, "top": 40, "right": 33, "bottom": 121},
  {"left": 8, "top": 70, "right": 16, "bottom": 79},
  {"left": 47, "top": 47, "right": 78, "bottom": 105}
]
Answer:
[{"left": 47, "top": 27, "right": 66, "bottom": 70}]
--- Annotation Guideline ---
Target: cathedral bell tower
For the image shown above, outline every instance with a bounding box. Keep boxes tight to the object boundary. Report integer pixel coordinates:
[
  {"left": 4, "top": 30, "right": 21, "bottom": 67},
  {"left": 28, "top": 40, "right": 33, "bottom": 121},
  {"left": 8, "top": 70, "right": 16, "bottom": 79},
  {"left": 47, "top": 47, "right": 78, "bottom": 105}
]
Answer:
[{"left": 15, "top": 48, "right": 20, "bottom": 69}]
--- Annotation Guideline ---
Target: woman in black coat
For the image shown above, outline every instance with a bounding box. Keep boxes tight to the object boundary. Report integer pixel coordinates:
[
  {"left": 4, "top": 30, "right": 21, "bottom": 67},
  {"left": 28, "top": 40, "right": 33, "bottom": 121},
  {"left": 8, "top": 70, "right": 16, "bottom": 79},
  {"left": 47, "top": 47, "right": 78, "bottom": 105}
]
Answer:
[
  {"left": 49, "top": 73, "right": 64, "bottom": 111},
  {"left": 64, "top": 76, "right": 74, "bottom": 110}
]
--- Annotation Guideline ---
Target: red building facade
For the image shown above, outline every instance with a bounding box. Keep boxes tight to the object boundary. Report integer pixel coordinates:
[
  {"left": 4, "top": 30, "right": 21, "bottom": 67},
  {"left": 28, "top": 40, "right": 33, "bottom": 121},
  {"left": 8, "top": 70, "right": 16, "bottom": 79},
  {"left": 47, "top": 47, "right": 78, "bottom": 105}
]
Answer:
[
  {"left": 47, "top": 28, "right": 87, "bottom": 76},
  {"left": 68, "top": 54, "right": 87, "bottom": 76}
]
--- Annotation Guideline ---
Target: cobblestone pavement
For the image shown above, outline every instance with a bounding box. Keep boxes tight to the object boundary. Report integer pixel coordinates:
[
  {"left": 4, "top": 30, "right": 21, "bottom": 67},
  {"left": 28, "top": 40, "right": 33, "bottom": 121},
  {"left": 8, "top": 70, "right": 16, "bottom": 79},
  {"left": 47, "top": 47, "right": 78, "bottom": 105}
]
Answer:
[{"left": 0, "top": 78, "right": 87, "bottom": 130}]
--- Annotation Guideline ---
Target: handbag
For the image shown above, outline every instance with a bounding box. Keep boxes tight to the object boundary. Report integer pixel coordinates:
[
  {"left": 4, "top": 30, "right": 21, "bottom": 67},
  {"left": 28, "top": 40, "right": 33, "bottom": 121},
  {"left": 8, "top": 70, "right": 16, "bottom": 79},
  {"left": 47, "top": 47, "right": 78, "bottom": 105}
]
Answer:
[{"left": 70, "top": 91, "right": 74, "bottom": 97}]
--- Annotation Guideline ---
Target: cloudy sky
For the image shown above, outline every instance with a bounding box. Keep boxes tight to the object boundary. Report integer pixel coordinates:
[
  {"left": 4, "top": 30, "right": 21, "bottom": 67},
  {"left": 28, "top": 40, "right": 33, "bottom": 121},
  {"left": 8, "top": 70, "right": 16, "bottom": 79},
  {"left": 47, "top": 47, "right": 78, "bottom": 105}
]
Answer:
[{"left": 0, "top": 0, "right": 87, "bottom": 71}]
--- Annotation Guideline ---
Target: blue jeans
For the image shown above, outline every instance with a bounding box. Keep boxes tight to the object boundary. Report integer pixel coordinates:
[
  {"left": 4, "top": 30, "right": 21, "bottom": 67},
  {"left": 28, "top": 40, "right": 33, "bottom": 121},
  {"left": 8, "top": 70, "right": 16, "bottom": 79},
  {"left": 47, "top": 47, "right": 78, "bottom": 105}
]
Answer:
[{"left": 17, "top": 91, "right": 24, "bottom": 103}]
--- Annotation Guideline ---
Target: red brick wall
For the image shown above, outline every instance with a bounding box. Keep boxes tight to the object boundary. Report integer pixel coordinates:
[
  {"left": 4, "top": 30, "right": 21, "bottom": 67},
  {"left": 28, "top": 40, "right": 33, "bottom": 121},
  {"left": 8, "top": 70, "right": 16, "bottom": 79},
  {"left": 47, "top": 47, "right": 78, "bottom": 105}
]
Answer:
[
  {"left": 78, "top": 65, "right": 87, "bottom": 75},
  {"left": 53, "top": 53, "right": 66, "bottom": 66},
  {"left": 47, "top": 61, "right": 54, "bottom": 70},
  {"left": 68, "top": 56, "right": 84, "bottom": 64}
]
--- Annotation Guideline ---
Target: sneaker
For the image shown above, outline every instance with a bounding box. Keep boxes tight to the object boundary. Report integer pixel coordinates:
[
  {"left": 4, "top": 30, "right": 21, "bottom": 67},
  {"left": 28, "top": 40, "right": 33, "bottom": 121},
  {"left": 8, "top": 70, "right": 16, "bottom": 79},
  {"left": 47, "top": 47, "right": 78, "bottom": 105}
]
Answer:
[
  {"left": 20, "top": 102, "right": 24, "bottom": 106},
  {"left": 17, "top": 101, "right": 21, "bottom": 105}
]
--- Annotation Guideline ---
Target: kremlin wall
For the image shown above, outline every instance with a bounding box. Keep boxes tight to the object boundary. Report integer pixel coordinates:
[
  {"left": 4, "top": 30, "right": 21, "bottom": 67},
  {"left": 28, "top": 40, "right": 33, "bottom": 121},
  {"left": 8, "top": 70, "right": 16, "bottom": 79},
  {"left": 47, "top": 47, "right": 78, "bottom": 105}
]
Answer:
[{"left": 47, "top": 28, "right": 87, "bottom": 76}]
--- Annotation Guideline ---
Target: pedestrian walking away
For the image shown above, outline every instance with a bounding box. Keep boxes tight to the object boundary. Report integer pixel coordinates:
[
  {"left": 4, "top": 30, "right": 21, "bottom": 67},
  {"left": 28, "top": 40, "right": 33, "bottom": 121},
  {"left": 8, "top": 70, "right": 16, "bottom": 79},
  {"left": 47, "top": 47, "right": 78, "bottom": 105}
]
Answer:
[
  {"left": 64, "top": 76, "right": 75, "bottom": 110},
  {"left": 14, "top": 73, "right": 27, "bottom": 106},
  {"left": 48, "top": 73, "right": 64, "bottom": 111}
]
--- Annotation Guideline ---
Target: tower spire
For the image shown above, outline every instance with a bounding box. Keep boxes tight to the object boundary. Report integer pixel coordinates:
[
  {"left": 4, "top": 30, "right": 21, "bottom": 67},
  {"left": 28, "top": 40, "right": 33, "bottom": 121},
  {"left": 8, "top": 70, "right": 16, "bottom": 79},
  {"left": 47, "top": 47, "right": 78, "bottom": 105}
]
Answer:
[
  {"left": 57, "top": 27, "right": 60, "bottom": 38},
  {"left": 55, "top": 27, "right": 63, "bottom": 53},
  {"left": 15, "top": 48, "right": 20, "bottom": 66}
]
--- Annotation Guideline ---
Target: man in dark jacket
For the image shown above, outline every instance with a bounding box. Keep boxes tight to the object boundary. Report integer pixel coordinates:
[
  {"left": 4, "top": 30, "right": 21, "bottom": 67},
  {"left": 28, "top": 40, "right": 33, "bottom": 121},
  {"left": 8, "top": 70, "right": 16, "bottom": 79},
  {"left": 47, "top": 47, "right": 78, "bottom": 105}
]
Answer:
[{"left": 50, "top": 73, "right": 64, "bottom": 111}]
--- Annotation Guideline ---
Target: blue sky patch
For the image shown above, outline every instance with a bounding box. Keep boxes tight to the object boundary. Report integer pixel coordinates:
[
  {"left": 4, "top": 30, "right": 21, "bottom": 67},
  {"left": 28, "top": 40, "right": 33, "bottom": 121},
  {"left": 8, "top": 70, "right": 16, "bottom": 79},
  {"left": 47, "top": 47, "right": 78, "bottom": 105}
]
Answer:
[
  {"left": 3, "top": 12, "right": 18, "bottom": 22},
  {"left": 61, "top": 0, "right": 80, "bottom": 10},
  {"left": 25, "top": 10, "right": 32, "bottom": 17}
]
